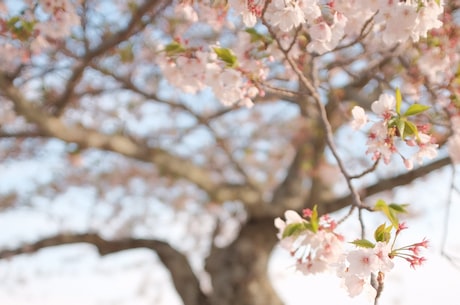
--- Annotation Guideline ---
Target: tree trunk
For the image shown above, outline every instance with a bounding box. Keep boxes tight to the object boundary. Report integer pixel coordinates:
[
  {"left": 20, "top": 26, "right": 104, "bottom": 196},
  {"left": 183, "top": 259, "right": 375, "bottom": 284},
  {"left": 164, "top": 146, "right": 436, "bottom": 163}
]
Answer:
[{"left": 205, "top": 217, "right": 283, "bottom": 305}]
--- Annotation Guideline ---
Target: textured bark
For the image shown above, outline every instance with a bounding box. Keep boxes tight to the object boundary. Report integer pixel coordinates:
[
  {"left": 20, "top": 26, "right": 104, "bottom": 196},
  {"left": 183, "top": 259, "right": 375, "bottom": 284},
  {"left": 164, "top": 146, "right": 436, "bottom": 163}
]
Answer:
[{"left": 206, "top": 218, "right": 283, "bottom": 305}]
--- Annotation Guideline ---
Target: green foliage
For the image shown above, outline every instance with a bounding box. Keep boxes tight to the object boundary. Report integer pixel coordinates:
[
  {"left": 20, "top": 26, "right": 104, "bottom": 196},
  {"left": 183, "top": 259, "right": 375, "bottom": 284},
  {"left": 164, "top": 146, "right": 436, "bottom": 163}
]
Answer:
[
  {"left": 119, "top": 44, "right": 134, "bottom": 63},
  {"left": 374, "top": 199, "right": 407, "bottom": 228},
  {"left": 213, "top": 47, "right": 238, "bottom": 68},
  {"left": 164, "top": 41, "right": 186, "bottom": 56},
  {"left": 282, "top": 222, "right": 306, "bottom": 238},
  {"left": 245, "top": 28, "right": 273, "bottom": 46},
  {"left": 395, "top": 87, "right": 402, "bottom": 115},
  {"left": 310, "top": 205, "right": 319, "bottom": 233},
  {"left": 351, "top": 239, "right": 375, "bottom": 248},
  {"left": 404, "top": 104, "right": 431, "bottom": 116},
  {"left": 7, "top": 16, "right": 35, "bottom": 41},
  {"left": 375, "top": 199, "right": 399, "bottom": 227},
  {"left": 388, "top": 203, "right": 409, "bottom": 213},
  {"left": 374, "top": 223, "right": 392, "bottom": 243},
  {"left": 402, "top": 120, "right": 419, "bottom": 138},
  {"left": 281, "top": 205, "right": 320, "bottom": 238},
  {"left": 390, "top": 87, "right": 430, "bottom": 140}
]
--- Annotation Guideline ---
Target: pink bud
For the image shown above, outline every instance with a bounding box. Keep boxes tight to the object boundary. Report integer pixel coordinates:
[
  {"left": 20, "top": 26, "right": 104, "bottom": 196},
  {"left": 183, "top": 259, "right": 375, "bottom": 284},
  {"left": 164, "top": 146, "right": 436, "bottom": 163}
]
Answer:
[
  {"left": 404, "top": 158, "right": 413, "bottom": 170},
  {"left": 302, "top": 208, "right": 312, "bottom": 218}
]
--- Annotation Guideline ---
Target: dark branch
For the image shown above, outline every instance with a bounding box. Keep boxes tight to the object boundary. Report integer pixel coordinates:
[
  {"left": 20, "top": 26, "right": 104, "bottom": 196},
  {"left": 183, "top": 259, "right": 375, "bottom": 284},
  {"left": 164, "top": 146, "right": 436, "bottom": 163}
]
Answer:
[
  {"left": 320, "top": 157, "right": 452, "bottom": 214},
  {"left": 0, "top": 233, "right": 210, "bottom": 305},
  {"left": 0, "top": 130, "right": 47, "bottom": 138}
]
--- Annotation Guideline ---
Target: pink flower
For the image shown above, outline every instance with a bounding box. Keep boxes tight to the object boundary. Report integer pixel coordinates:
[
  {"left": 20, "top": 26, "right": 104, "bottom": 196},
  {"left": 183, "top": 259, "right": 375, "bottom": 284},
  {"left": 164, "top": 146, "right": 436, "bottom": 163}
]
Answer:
[
  {"left": 268, "top": 0, "right": 305, "bottom": 32},
  {"left": 403, "top": 158, "right": 414, "bottom": 170},
  {"left": 413, "top": 133, "right": 438, "bottom": 164},
  {"left": 350, "top": 106, "right": 368, "bottom": 130},
  {"left": 371, "top": 93, "right": 396, "bottom": 118},
  {"left": 373, "top": 242, "right": 394, "bottom": 272},
  {"left": 342, "top": 274, "right": 367, "bottom": 297},
  {"left": 346, "top": 248, "right": 379, "bottom": 276},
  {"left": 297, "top": 256, "right": 328, "bottom": 275},
  {"left": 274, "top": 210, "right": 304, "bottom": 239}
]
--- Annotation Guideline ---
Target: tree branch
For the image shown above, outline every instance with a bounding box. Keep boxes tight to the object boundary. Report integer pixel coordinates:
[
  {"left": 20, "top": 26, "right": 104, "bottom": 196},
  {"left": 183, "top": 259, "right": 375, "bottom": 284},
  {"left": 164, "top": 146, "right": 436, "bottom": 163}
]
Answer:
[
  {"left": 51, "top": 0, "right": 172, "bottom": 115},
  {"left": 320, "top": 156, "right": 452, "bottom": 214},
  {"left": 0, "top": 73, "right": 262, "bottom": 208},
  {"left": 0, "top": 233, "right": 210, "bottom": 305},
  {"left": 0, "top": 130, "right": 46, "bottom": 138}
]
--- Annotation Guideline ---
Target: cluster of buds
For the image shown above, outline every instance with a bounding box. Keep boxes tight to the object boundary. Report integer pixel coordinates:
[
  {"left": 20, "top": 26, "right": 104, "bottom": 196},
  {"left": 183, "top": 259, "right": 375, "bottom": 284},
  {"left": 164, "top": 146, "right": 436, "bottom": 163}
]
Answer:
[{"left": 391, "top": 223, "right": 429, "bottom": 269}]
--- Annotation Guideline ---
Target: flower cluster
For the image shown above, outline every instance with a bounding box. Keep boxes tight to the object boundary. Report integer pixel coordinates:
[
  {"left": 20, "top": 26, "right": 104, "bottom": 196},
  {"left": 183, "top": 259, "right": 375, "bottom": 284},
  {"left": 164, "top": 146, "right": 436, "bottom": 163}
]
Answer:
[
  {"left": 275, "top": 201, "right": 428, "bottom": 298},
  {"left": 229, "top": 0, "right": 444, "bottom": 54},
  {"left": 156, "top": 35, "right": 267, "bottom": 107},
  {"left": 274, "top": 208, "right": 344, "bottom": 275},
  {"left": 351, "top": 91, "right": 438, "bottom": 169},
  {"left": 0, "top": 0, "right": 80, "bottom": 57}
]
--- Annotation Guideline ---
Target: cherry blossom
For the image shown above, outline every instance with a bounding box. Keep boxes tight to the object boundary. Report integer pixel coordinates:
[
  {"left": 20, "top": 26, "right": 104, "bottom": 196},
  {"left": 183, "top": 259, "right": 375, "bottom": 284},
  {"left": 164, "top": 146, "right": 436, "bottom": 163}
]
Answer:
[
  {"left": 350, "top": 106, "right": 368, "bottom": 130},
  {"left": 413, "top": 133, "right": 439, "bottom": 165},
  {"left": 307, "top": 13, "right": 347, "bottom": 55},
  {"left": 371, "top": 93, "right": 396, "bottom": 118},
  {"left": 346, "top": 248, "right": 380, "bottom": 276},
  {"left": 265, "top": 0, "right": 305, "bottom": 32},
  {"left": 228, "top": 0, "right": 257, "bottom": 27}
]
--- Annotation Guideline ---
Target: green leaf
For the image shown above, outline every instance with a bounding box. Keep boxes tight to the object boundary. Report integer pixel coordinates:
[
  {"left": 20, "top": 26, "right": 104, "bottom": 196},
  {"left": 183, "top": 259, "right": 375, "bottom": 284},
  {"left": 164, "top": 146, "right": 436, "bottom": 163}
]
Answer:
[
  {"left": 245, "top": 28, "right": 273, "bottom": 45},
  {"left": 282, "top": 222, "right": 305, "bottom": 238},
  {"left": 403, "top": 121, "right": 419, "bottom": 139},
  {"left": 374, "top": 199, "right": 399, "bottom": 227},
  {"left": 213, "top": 47, "right": 238, "bottom": 67},
  {"left": 395, "top": 87, "right": 402, "bottom": 115},
  {"left": 388, "top": 203, "right": 409, "bottom": 214},
  {"left": 245, "top": 28, "right": 264, "bottom": 43},
  {"left": 119, "top": 44, "right": 134, "bottom": 63},
  {"left": 396, "top": 118, "right": 405, "bottom": 138},
  {"left": 350, "top": 239, "right": 375, "bottom": 248},
  {"left": 310, "top": 205, "right": 319, "bottom": 233},
  {"left": 303, "top": 222, "right": 314, "bottom": 232},
  {"left": 7, "top": 16, "right": 20, "bottom": 28},
  {"left": 374, "top": 223, "right": 392, "bottom": 243},
  {"left": 404, "top": 104, "right": 430, "bottom": 116},
  {"left": 7, "top": 16, "right": 35, "bottom": 41},
  {"left": 164, "top": 42, "right": 186, "bottom": 55}
]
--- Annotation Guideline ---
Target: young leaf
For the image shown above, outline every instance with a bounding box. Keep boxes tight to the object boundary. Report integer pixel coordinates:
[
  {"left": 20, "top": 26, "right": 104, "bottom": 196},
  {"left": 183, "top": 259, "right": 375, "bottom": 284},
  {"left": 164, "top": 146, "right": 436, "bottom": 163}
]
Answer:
[
  {"left": 396, "top": 118, "right": 406, "bottom": 138},
  {"left": 395, "top": 87, "right": 402, "bottom": 115},
  {"left": 350, "top": 239, "right": 375, "bottom": 249},
  {"left": 388, "top": 203, "right": 409, "bottom": 214},
  {"left": 403, "top": 121, "right": 419, "bottom": 139},
  {"left": 374, "top": 199, "right": 399, "bottom": 227},
  {"left": 404, "top": 104, "right": 430, "bottom": 116},
  {"left": 245, "top": 28, "right": 272, "bottom": 45},
  {"left": 282, "top": 222, "right": 305, "bottom": 238},
  {"left": 213, "top": 47, "right": 238, "bottom": 67},
  {"left": 374, "top": 223, "right": 392, "bottom": 243},
  {"left": 303, "top": 222, "right": 314, "bottom": 232},
  {"left": 164, "top": 42, "right": 186, "bottom": 55},
  {"left": 310, "top": 205, "right": 319, "bottom": 233}
]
